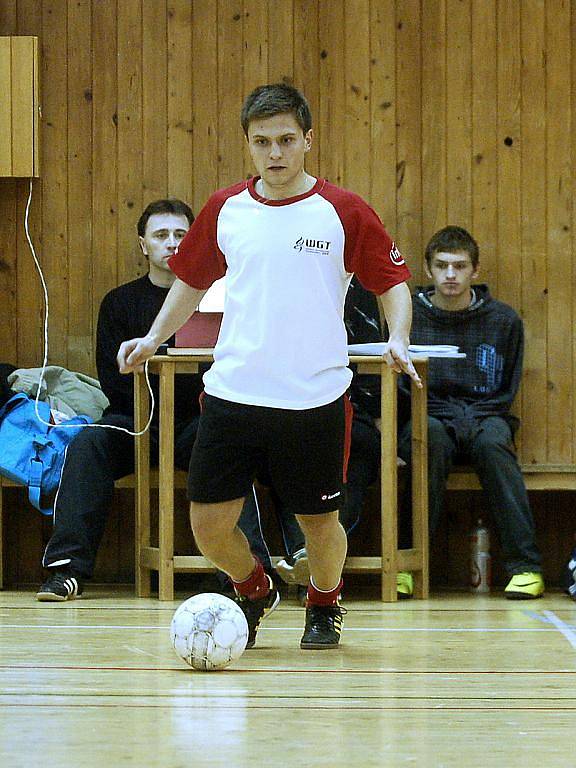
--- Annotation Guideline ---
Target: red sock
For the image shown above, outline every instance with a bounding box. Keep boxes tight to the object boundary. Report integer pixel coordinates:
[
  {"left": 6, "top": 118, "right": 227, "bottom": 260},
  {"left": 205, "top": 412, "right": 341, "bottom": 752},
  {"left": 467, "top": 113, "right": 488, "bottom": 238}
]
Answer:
[
  {"left": 306, "top": 578, "right": 343, "bottom": 607},
  {"left": 232, "top": 558, "right": 270, "bottom": 601}
]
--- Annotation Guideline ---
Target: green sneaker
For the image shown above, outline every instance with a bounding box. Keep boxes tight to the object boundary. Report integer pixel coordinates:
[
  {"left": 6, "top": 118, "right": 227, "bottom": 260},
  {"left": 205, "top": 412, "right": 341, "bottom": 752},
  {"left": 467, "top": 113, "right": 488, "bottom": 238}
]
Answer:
[
  {"left": 397, "top": 571, "right": 413, "bottom": 599},
  {"left": 504, "top": 572, "right": 544, "bottom": 600}
]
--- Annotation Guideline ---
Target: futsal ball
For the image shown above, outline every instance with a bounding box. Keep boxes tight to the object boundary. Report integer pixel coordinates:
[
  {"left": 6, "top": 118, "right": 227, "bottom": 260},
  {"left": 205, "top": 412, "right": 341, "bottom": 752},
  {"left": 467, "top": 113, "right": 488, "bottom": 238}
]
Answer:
[{"left": 170, "top": 593, "right": 249, "bottom": 671}]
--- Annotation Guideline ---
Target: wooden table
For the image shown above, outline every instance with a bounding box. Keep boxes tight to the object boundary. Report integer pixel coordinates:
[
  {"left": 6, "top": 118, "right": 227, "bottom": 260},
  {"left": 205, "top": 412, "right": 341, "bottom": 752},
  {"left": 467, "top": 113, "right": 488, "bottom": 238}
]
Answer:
[{"left": 134, "top": 354, "right": 429, "bottom": 602}]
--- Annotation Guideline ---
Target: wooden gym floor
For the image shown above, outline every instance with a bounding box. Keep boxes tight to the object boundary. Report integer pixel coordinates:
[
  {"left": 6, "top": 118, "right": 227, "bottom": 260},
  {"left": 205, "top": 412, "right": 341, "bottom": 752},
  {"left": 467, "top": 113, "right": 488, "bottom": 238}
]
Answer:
[{"left": 1, "top": 587, "right": 575, "bottom": 768}]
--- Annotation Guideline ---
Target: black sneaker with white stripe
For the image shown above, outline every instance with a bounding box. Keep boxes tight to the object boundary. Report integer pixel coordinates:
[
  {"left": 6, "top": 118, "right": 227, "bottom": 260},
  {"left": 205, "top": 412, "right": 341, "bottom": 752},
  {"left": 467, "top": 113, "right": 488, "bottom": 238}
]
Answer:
[{"left": 36, "top": 569, "right": 84, "bottom": 602}]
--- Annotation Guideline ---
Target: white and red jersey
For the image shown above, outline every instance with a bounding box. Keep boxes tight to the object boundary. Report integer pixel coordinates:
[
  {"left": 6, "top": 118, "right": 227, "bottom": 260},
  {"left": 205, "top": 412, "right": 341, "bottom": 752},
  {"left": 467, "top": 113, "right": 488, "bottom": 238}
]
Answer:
[{"left": 168, "top": 177, "right": 411, "bottom": 410}]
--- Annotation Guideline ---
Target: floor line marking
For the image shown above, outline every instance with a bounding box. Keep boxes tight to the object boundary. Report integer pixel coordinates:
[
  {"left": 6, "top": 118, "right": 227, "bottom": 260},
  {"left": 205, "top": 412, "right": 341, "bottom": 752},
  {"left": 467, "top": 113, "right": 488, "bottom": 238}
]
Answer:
[
  {"left": 1, "top": 624, "right": 574, "bottom": 632},
  {"left": 1, "top": 703, "right": 576, "bottom": 712},
  {"left": 2, "top": 664, "right": 576, "bottom": 674},
  {"left": 543, "top": 610, "right": 576, "bottom": 650}
]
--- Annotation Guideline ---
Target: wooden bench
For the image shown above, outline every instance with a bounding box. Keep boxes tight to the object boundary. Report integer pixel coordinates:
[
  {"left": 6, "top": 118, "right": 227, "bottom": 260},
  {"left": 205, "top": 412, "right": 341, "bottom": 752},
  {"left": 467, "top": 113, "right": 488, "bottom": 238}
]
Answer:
[
  {"left": 2, "top": 463, "right": 575, "bottom": 591},
  {"left": 446, "top": 464, "right": 576, "bottom": 491}
]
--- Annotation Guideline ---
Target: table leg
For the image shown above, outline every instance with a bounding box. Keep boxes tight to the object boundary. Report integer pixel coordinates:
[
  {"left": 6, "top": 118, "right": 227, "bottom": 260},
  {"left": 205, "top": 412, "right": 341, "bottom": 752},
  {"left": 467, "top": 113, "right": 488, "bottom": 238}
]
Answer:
[
  {"left": 380, "top": 364, "right": 398, "bottom": 601},
  {"left": 158, "top": 364, "right": 175, "bottom": 601},
  {"left": 135, "top": 370, "right": 151, "bottom": 597},
  {"left": 411, "top": 362, "right": 429, "bottom": 598}
]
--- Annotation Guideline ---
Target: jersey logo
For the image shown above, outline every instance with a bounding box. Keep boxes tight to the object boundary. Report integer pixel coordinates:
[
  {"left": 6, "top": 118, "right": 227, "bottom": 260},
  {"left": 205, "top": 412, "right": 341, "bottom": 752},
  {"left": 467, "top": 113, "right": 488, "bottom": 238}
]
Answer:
[
  {"left": 389, "top": 242, "right": 405, "bottom": 266},
  {"left": 294, "top": 236, "right": 331, "bottom": 255}
]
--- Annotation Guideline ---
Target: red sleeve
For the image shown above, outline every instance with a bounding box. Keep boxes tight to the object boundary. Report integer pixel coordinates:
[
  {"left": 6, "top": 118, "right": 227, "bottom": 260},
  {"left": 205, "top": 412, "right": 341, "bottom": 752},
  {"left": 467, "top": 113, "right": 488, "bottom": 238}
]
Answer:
[
  {"left": 319, "top": 183, "right": 411, "bottom": 294},
  {"left": 167, "top": 183, "right": 245, "bottom": 289}
]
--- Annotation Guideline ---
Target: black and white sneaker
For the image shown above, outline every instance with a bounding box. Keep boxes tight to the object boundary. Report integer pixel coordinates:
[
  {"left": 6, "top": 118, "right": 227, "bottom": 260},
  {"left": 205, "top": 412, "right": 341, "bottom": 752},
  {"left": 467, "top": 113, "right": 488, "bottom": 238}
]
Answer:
[
  {"left": 36, "top": 569, "right": 84, "bottom": 602},
  {"left": 300, "top": 604, "right": 346, "bottom": 650}
]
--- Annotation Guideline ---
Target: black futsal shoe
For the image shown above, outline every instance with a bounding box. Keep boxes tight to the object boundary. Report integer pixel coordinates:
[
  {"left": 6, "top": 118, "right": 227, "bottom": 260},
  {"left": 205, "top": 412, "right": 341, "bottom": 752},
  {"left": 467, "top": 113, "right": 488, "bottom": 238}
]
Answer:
[
  {"left": 36, "top": 568, "right": 84, "bottom": 602},
  {"left": 235, "top": 575, "right": 280, "bottom": 649},
  {"left": 300, "top": 604, "right": 346, "bottom": 650}
]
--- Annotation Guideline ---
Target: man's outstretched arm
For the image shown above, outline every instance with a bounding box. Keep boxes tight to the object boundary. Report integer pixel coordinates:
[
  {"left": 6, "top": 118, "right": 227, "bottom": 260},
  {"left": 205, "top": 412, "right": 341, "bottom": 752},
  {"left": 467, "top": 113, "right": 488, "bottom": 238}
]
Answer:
[{"left": 117, "top": 278, "right": 206, "bottom": 373}]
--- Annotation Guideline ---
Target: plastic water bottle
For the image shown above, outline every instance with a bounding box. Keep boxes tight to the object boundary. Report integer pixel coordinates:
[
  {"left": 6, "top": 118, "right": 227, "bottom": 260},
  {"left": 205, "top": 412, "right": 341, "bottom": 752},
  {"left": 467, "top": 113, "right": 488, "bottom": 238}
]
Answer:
[{"left": 470, "top": 518, "right": 491, "bottom": 593}]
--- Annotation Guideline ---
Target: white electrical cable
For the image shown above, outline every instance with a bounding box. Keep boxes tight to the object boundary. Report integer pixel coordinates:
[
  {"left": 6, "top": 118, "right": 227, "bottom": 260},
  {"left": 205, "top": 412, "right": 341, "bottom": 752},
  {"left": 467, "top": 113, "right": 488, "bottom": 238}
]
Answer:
[{"left": 24, "top": 178, "right": 154, "bottom": 436}]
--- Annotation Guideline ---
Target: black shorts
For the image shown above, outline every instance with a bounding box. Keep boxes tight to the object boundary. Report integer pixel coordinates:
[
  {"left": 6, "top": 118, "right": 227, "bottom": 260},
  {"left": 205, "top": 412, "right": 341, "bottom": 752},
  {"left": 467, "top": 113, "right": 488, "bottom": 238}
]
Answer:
[{"left": 187, "top": 393, "right": 353, "bottom": 515}]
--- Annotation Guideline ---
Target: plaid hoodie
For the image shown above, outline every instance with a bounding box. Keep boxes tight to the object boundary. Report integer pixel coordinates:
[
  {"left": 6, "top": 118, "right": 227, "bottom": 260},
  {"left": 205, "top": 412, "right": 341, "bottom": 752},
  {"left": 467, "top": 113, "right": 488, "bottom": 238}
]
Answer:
[{"left": 399, "top": 284, "right": 523, "bottom": 432}]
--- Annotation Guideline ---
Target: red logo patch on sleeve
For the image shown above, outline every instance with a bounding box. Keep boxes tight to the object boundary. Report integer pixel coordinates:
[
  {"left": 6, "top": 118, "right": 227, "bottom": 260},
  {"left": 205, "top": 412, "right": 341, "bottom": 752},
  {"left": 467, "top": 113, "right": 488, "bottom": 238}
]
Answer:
[{"left": 389, "top": 242, "right": 405, "bottom": 266}]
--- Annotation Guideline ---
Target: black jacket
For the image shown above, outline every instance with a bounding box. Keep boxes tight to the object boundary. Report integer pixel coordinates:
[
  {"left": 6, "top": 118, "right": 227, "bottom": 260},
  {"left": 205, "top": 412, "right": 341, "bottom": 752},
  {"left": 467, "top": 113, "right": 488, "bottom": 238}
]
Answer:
[
  {"left": 96, "top": 276, "right": 203, "bottom": 423},
  {"left": 345, "top": 276, "right": 383, "bottom": 422}
]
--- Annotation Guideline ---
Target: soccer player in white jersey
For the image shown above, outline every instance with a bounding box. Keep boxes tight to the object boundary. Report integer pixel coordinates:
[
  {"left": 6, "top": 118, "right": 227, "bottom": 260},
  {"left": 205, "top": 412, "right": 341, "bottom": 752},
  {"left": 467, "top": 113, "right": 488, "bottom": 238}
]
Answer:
[{"left": 118, "top": 83, "right": 421, "bottom": 650}]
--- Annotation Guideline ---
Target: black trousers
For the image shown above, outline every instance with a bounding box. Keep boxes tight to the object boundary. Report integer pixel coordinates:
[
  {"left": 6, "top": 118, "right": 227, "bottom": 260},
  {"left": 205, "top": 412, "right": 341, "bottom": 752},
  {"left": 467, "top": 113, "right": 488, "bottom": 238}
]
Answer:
[
  {"left": 397, "top": 415, "right": 542, "bottom": 575},
  {"left": 236, "top": 415, "right": 381, "bottom": 569},
  {"left": 43, "top": 413, "right": 200, "bottom": 579}
]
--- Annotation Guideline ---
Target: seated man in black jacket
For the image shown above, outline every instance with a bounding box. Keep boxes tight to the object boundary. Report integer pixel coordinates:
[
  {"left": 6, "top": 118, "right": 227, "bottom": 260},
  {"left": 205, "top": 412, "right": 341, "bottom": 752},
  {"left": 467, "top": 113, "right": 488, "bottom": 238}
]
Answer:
[
  {"left": 37, "top": 199, "right": 202, "bottom": 600},
  {"left": 397, "top": 226, "right": 543, "bottom": 599},
  {"left": 37, "top": 197, "right": 309, "bottom": 601}
]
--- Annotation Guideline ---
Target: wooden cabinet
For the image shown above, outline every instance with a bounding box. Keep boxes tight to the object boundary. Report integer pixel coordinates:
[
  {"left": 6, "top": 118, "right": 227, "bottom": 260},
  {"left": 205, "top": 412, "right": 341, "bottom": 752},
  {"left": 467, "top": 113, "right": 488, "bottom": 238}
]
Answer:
[{"left": 0, "top": 36, "right": 40, "bottom": 177}]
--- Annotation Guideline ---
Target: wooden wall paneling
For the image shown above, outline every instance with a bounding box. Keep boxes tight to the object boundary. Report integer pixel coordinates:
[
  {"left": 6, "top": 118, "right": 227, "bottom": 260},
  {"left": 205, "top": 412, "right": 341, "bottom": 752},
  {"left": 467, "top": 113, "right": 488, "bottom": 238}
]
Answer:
[
  {"left": 0, "top": 34, "right": 13, "bottom": 163},
  {"left": 167, "top": 0, "right": 193, "bottom": 205},
  {"left": 15, "top": 0, "right": 43, "bottom": 370},
  {"left": 10, "top": 36, "right": 37, "bottom": 177},
  {"left": 15, "top": 176, "right": 44, "bottom": 369},
  {"left": 293, "top": 0, "right": 319, "bottom": 179},
  {"left": 445, "top": 0, "right": 471, "bottom": 229},
  {"left": 15, "top": 2, "right": 41, "bottom": 47},
  {"left": 496, "top": 1, "right": 523, "bottom": 434},
  {"left": 0, "top": 180, "right": 18, "bottom": 363},
  {"left": 142, "top": 0, "right": 168, "bottom": 214},
  {"left": 573, "top": 0, "right": 576, "bottom": 454},
  {"left": 0, "top": 0, "right": 575, "bottom": 496},
  {"left": 91, "top": 0, "right": 118, "bottom": 338},
  {"left": 471, "top": 0, "right": 497, "bottom": 293},
  {"left": 40, "top": 1, "right": 68, "bottom": 368},
  {"left": 496, "top": 0, "right": 521, "bottom": 308},
  {"left": 318, "top": 0, "right": 345, "bottom": 187},
  {"left": 217, "top": 0, "right": 244, "bottom": 188},
  {"left": 420, "top": 0, "right": 446, "bottom": 276},
  {"left": 369, "top": 0, "right": 397, "bottom": 237},
  {"left": 343, "top": 0, "right": 370, "bottom": 201},
  {"left": 519, "top": 0, "right": 547, "bottom": 464},
  {"left": 118, "top": 0, "right": 143, "bottom": 286},
  {"left": 395, "top": 0, "right": 422, "bottom": 266},
  {"left": 545, "top": 0, "right": 573, "bottom": 463},
  {"left": 242, "top": 0, "right": 268, "bottom": 95},
  {"left": 267, "top": 0, "right": 293, "bottom": 84},
  {"left": 0, "top": 39, "right": 13, "bottom": 175},
  {"left": 191, "top": 0, "right": 218, "bottom": 214},
  {"left": 242, "top": 0, "right": 269, "bottom": 179},
  {"left": 0, "top": 3, "right": 17, "bottom": 33},
  {"left": 67, "top": 0, "right": 93, "bottom": 375}
]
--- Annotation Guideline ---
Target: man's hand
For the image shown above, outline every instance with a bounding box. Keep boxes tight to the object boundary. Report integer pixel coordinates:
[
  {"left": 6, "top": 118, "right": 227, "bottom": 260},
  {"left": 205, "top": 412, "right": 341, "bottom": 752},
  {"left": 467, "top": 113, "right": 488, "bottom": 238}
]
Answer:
[
  {"left": 117, "top": 335, "right": 160, "bottom": 374},
  {"left": 384, "top": 339, "right": 422, "bottom": 388}
]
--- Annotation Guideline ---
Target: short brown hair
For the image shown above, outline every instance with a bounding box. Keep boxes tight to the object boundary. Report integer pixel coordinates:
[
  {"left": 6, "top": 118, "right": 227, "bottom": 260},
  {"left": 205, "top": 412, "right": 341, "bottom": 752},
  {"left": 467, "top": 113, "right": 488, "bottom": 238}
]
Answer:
[
  {"left": 240, "top": 83, "right": 312, "bottom": 137},
  {"left": 424, "top": 226, "right": 479, "bottom": 268},
  {"left": 137, "top": 199, "right": 194, "bottom": 237}
]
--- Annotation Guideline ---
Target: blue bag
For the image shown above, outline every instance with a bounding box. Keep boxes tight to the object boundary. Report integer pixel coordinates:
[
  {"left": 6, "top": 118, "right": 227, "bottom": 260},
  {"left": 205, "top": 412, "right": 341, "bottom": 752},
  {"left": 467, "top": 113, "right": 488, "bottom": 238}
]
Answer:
[{"left": 0, "top": 392, "right": 91, "bottom": 515}]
